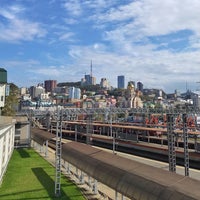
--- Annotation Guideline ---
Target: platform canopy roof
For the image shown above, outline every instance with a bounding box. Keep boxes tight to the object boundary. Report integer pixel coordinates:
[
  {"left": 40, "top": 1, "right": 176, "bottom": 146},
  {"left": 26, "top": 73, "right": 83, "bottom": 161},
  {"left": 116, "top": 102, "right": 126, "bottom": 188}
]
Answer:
[
  {"left": 62, "top": 141, "right": 200, "bottom": 200},
  {"left": 31, "top": 128, "right": 55, "bottom": 145}
]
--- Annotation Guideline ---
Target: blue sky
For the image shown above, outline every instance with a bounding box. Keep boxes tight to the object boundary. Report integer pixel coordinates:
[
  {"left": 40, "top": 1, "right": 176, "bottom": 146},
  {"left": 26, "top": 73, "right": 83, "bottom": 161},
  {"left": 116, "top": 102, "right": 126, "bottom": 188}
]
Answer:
[{"left": 1, "top": 0, "right": 200, "bottom": 93}]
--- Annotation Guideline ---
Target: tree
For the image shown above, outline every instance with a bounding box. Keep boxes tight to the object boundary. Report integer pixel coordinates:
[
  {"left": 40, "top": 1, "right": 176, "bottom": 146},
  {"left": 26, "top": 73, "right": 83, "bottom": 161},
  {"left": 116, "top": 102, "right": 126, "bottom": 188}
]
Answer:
[
  {"left": 2, "top": 83, "right": 19, "bottom": 116},
  {"left": 107, "top": 88, "right": 125, "bottom": 98}
]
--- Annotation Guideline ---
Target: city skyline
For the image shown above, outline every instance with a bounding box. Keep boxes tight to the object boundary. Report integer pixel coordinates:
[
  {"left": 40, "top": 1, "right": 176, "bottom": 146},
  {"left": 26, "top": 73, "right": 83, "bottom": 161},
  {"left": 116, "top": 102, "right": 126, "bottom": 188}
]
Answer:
[{"left": 1, "top": 0, "right": 200, "bottom": 92}]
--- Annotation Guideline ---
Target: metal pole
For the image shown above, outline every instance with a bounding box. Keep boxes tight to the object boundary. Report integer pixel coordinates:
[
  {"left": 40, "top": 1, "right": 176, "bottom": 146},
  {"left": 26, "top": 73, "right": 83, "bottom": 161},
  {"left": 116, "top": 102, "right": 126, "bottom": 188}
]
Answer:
[
  {"left": 75, "top": 124, "right": 77, "bottom": 142},
  {"left": 183, "top": 113, "right": 189, "bottom": 176},
  {"left": 86, "top": 113, "right": 92, "bottom": 144},
  {"left": 55, "top": 108, "right": 62, "bottom": 197},
  {"left": 167, "top": 114, "right": 176, "bottom": 172},
  {"left": 110, "top": 108, "right": 115, "bottom": 154}
]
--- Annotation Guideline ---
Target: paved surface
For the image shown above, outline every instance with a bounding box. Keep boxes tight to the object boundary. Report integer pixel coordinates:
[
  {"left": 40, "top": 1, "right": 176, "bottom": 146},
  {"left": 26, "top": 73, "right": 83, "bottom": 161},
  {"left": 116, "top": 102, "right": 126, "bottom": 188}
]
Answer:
[{"left": 107, "top": 147, "right": 200, "bottom": 181}]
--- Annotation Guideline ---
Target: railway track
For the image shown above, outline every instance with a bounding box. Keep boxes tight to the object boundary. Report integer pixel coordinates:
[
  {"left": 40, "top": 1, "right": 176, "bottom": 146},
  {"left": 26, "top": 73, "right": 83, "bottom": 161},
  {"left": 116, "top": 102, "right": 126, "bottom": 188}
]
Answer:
[{"left": 47, "top": 130, "right": 200, "bottom": 170}]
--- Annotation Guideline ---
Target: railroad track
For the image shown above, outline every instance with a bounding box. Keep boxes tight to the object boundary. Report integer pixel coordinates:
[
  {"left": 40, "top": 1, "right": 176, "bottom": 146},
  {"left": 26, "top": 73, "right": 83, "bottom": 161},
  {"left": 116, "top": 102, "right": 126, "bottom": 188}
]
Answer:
[{"left": 47, "top": 132, "right": 200, "bottom": 170}]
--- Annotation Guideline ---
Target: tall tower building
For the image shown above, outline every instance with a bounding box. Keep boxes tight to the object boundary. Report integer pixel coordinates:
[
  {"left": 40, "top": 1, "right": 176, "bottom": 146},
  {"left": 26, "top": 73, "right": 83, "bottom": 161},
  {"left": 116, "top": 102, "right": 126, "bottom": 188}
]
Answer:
[
  {"left": 137, "top": 81, "right": 143, "bottom": 92},
  {"left": 85, "top": 74, "right": 91, "bottom": 85},
  {"left": 44, "top": 80, "right": 57, "bottom": 93},
  {"left": 81, "top": 61, "right": 96, "bottom": 85},
  {"left": 0, "top": 68, "right": 7, "bottom": 83},
  {"left": 91, "top": 77, "right": 96, "bottom": 85},
  {"left": 118, "top": 75, "right": 125, "bottom": 89}
]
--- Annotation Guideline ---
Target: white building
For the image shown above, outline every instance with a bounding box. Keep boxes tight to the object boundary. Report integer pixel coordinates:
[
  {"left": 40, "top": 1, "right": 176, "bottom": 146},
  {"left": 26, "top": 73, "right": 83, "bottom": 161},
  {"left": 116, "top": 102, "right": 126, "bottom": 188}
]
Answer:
[
  {"left": 39, "top": 93, "right": 50, "bottom": 100},
  {"left": 191, "top": 92, "right": 200, "bottom": 108},
  {"left": 20, "top": 87, "right": 27, "bottom": 95},
  {"left": 69, "top": 87, "right": 81, "bottom": 99},
  {"left": 0, "top": 117, "right": 15, "bottom": 184},
  {"left": 100, "top": 78, "right": 110, "bottom": 89},
  {"left": 0, "top": 84, "right": 6, "bottom": 108},
  {"left": 30, "top": 85, "right": 45, "bottom": 99}
]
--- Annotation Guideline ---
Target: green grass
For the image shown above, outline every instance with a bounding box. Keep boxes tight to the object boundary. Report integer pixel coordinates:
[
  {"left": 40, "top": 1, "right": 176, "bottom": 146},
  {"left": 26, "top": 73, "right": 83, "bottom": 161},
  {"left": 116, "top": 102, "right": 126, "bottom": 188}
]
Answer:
[{"left": 0, "top": 148, "right": 85, "bottom": 200}]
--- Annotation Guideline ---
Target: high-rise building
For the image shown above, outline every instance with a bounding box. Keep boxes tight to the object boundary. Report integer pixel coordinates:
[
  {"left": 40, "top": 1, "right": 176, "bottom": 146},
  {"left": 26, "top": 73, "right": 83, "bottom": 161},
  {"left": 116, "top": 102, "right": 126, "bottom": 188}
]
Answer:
[
  {"left": 29, "top": 85, "right": 45, "bottom": 99},
  {"left": 81, "top": 61, "right": 97, "bottom": 86},
  {"left": 137, "top": 81, "right": 143, "bottom": 92},
  {"left": 100, "top": 78, "right": 109, "bottom": 88},
  {"left": 0, "top": 68, "right": 7, "bottom": 84},
  {"left": 84, "top": 74, "right": 93, "bottom": 85},
  {"left": 44, "top": 80, "right": 57, "bottom": 93},
  {"left": 69, "top": 87, "right": 81, "bottom": 99},
  {"left": 118, "top": 75, "right": 125, "bottom": 89}
]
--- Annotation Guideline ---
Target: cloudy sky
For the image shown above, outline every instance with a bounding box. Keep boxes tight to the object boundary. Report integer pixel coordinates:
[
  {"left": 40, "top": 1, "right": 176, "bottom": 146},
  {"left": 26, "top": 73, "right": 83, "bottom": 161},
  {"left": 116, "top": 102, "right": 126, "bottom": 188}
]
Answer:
[{"left": 1, "top": 0, "right": 200, "bottom": 93}]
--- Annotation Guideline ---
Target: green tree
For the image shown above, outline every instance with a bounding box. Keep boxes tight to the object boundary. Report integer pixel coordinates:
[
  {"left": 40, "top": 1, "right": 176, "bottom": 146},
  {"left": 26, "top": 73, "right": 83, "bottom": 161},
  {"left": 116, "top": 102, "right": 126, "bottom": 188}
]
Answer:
[
  {"left": 2, "top": 83, "right": 19, "bottom": 116},
  {"left": 107, "top": 88, "right": 125, "bottom": 98}
]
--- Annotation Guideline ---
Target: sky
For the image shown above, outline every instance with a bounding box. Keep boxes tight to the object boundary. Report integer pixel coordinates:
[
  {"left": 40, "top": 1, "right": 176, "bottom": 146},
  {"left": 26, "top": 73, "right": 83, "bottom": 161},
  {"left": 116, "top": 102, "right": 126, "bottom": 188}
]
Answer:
[{"left": 1, "top": 0, "right": 200, "bottom": 93}]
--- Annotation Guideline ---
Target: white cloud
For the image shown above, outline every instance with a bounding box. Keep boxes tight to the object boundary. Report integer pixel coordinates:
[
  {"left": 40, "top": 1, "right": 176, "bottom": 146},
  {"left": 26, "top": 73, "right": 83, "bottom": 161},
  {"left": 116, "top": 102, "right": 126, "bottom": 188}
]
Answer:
[
  {"left": 29, "top": 67, "right": 63, "bottom": 77},
  {"left": 63, "top": 0, "right": 118, "bottom": 18},
  {"left": 88, "top": 0, "right": 200, "bottom": 57},
  {"left": 59, "top": 32, "right": 74, "bottom": 41},
  {"left": 3, "top": 60, "right": 40, "bottom": 68},
  {"left": 63, "top": 0, "right": 82, "bottom": 16},
  {"left": 94, "top": 0, "right": 200, "bottom": 36},
  {"left": 0, "top": 5, "right": 46, "bottom": 42}
]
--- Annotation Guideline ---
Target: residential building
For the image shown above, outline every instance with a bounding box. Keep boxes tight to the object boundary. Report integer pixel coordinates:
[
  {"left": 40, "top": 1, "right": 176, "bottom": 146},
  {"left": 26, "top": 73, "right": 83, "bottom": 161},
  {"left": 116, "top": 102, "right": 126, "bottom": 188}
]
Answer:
[
  {"left": 0, "top": 68, "right": 7, "bottom": 113},
  {"left": 53, "top": 86, "right": 68, "bottom": 94},
  {"left": 100, "top": 78, "right": 109, "bottom": 89},
  {"left": 191, "top": 92, "right": 200, "bottom": 109},
  {"left": 29, "top": 85, "right": 45, "bottom": 100},
  {"left": 143, "top": 88, "right": 167, "bottom": 99},
  {"left": 0, "top": 84, "right": 6, "bottom": 109},
  {"left": 39, "top": 93, "right": 50, "bottom": 101},
  {"left": 44, "top": 80, "right": 57, "bottom": 93},
  {"left": 20, "top": 87, "right": 27, "bottom": 95},
  {"left": 69, "top": 87, "right": 81, "bottom": 100}
]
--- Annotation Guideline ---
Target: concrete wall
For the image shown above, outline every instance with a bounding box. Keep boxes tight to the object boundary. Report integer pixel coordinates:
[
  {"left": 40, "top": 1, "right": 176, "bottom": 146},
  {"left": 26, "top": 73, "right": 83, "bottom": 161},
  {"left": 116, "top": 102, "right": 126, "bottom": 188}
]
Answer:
[{"left": 14, "top": 116, "right": 30, "bottom": 147}]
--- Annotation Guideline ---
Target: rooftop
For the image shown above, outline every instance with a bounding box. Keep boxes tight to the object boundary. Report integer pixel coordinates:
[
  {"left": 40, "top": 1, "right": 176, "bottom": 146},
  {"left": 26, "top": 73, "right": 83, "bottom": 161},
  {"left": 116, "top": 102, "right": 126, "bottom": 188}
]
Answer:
[{"left": 0, "top": 148, "right": 85, "bottom": 200}]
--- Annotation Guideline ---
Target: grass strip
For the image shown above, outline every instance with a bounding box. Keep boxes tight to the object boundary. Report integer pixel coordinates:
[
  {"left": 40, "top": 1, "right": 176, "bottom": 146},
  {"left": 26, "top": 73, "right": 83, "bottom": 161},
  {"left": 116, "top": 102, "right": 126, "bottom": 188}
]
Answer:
[{"left": 0, "top": 148, "right": 85, "bottom": 200}]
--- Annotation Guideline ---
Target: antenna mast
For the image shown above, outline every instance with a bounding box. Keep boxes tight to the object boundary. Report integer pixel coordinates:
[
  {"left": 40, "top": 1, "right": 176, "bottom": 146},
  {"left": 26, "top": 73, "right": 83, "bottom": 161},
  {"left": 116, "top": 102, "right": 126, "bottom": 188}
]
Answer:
[{"left": 90, "top": 60, "right": 93, "bottom": 77}]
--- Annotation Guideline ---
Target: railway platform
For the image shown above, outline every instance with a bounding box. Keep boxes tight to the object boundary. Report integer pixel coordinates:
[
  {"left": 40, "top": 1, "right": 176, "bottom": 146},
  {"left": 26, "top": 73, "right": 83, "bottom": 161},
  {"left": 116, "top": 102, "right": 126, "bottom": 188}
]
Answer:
[{"left": 33, "top": 141, "right": 117, "bottom": 200}]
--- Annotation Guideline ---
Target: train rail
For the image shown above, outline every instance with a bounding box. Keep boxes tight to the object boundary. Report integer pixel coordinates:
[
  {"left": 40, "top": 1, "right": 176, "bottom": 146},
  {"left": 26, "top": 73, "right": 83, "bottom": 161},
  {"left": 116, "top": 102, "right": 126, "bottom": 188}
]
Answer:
[{"left": 45, "top": 124, "right": 200, "bottom": 169}]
